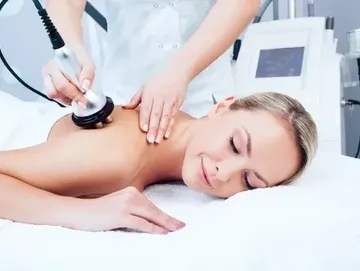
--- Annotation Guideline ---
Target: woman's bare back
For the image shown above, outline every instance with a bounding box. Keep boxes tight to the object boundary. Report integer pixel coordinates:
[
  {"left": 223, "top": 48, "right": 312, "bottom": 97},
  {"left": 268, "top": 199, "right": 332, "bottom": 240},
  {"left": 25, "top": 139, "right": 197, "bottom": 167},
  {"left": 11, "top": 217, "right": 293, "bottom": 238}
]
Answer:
[
  {"left": 0, "top": 106, "right": 187, "bottom": 233},
  {"left": 49, "top": 106, "right": 141, "bottom": 140},
  {"left": 0, "top": 107, "right": 150, "bottom": 198}
]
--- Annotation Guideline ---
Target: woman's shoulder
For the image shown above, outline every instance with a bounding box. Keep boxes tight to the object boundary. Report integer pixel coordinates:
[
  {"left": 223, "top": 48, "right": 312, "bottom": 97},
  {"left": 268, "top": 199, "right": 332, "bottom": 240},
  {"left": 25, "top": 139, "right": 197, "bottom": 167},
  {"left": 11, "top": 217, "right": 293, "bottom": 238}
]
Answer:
[
  {"left": 47, "top": 107, "right": 141, "bottom": 141},
  {"left": 47, "top": 105, "right": 192, "bottom": 143}
]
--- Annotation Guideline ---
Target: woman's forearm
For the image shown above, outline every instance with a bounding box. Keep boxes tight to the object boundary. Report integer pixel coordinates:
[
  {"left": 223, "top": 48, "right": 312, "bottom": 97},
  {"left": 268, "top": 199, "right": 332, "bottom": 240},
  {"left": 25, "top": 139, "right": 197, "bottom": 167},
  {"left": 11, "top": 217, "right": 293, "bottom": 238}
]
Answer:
[
  {"left": 0, "top": 174, "right": 88, "bottom": 229},
  {"left": 168, "top": 0, "right": 260, "bottom": 81},
  {"left": 46, "top": 0, "right": 87, "bottom": 48}
]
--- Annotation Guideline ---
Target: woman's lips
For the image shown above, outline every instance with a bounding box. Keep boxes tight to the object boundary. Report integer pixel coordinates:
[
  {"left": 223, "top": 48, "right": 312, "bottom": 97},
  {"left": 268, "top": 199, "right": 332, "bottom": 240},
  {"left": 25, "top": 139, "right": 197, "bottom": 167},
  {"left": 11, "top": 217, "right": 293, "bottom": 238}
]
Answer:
[{"left": 200, "top": 157, "right": 212, "bottom": 187}]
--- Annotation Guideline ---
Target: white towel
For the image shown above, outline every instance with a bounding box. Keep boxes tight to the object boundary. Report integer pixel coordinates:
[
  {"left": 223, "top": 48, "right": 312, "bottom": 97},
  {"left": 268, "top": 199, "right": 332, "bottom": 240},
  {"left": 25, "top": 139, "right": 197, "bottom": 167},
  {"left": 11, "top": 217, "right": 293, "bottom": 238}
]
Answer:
[
  {"left": 0, "top": 91, "right": 360, "bottom": 270},
  {"left": 1, "top": 152, "right": 360, "bottom": 271}
]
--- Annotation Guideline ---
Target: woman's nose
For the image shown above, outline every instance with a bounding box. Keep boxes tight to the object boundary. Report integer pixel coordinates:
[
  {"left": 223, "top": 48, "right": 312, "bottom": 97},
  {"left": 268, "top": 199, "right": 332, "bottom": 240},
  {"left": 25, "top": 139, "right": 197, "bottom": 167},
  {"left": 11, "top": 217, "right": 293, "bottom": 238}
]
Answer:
[{"left": 216, "top": 159, "right": 245, "bottom": 183}]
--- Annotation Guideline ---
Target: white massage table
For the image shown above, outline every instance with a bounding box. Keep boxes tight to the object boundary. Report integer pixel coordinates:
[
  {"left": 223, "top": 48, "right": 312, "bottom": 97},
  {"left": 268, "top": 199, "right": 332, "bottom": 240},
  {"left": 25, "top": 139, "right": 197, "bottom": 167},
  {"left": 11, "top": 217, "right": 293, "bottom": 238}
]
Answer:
[
  {"left": 0, "top": 148, "right": 360, "bottom": 270},
  {"left": 0, "top": 91, "right": 360, "bottom": 270}
]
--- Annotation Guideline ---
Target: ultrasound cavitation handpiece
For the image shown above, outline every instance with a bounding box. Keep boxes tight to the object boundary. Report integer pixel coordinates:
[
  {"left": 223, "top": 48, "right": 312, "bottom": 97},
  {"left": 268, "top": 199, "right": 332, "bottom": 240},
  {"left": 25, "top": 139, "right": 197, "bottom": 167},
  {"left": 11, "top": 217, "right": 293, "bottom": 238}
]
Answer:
[{"left": 32, "top": 0, "right": 114, "bottom": 129}]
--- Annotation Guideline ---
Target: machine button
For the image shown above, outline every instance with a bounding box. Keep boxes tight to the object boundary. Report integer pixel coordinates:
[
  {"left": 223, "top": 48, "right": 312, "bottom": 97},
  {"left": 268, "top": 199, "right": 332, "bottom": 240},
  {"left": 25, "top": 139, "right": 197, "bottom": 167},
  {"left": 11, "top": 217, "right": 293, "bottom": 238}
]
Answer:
[{"left": 153, "top": 4, "right": 158, "bottom": 8}]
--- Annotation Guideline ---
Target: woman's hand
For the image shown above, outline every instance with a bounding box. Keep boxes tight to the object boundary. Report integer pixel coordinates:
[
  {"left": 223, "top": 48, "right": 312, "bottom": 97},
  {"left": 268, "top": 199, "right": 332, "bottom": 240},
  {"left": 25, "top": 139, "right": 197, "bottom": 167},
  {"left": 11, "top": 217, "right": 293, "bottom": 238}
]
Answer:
[
  {"left": 79, "top": 187, "right": 186, "bottom": 234},
  {"left": 123, "top": 69, "right": 189, "bottom": 144}
]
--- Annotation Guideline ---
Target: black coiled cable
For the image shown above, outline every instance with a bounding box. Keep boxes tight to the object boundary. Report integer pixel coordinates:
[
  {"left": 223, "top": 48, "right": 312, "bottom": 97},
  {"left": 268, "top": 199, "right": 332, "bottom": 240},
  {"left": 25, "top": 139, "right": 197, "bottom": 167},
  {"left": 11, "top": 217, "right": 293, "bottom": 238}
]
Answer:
[{"left": 0, "top": 0, "right": 64, "bottom": 106}]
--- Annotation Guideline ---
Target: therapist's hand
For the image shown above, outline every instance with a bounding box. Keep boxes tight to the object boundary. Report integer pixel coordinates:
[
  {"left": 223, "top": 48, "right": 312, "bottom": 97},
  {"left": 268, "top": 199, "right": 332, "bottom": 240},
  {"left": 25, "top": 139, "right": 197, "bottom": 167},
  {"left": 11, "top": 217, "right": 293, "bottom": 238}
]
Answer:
[
  {"left": 41, "top": 45, "right": 95, "bottom": 107},
  {"left": 123, "top": 69, "right": 189, "bottom": 144}
]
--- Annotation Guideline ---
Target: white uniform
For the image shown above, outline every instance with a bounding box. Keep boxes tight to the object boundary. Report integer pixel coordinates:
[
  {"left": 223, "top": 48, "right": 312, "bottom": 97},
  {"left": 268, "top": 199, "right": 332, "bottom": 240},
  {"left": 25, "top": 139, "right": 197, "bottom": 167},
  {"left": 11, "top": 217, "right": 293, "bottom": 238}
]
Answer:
[{"left": 97, "top": 0, "right": 236, "bottom": 118}]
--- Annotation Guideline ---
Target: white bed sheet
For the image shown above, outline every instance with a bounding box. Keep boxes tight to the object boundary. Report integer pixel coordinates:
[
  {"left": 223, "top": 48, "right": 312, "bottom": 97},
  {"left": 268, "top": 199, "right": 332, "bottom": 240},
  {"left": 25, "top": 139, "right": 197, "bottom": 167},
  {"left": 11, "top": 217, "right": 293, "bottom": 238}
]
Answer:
[{"left": 0, "top": 92, "right": 360, "bottom": 270}]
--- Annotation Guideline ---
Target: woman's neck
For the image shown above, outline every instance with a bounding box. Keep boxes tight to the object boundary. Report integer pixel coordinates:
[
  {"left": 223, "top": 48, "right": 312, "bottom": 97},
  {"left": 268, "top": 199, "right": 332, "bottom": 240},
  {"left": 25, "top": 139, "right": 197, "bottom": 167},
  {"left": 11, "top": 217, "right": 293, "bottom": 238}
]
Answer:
[{"left": 141, "top": 114, "right": 202, "bottom": 185}]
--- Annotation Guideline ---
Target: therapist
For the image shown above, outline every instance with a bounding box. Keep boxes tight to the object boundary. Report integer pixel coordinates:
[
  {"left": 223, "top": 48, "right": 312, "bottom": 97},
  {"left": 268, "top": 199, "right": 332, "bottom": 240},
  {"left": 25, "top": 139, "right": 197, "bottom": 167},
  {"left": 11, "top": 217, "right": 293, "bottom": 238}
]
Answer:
[{"left": 42, "top": 0, "right": 260, "bottom": 143}]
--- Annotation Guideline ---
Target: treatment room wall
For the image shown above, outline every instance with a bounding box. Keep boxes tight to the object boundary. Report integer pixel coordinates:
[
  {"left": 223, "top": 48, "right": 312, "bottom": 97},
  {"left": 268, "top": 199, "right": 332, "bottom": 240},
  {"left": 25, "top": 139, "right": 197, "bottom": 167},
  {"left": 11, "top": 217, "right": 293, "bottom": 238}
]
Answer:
[{"left": 0, "top": 0, "right": 359, "bottom": 156}]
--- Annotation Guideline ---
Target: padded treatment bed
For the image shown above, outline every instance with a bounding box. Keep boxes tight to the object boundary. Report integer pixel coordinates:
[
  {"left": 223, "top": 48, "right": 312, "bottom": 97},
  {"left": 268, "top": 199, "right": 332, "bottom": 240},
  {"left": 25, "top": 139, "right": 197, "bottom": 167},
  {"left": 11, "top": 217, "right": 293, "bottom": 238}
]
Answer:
[
  {"left": 0, "top": 150, "right": 360, "bottom": 270},
  {"left": 0, "top": 91, "right": 359, "bottom": 270}
]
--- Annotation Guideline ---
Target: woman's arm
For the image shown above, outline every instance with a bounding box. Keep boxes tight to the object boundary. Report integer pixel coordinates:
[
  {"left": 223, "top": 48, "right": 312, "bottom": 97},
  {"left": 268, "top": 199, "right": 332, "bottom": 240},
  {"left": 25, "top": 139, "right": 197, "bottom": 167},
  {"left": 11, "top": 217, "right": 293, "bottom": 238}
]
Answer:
[
  {"left": 167, "top": 0, "right": 260, "bottom": 80},
  {"left": 0, "top": 174, "right": 88, "bottom": 229},
  {"left": 0, "top": 123, "right": 128, "bottom": 227},
  {"left": 0, "top": 119, "right": 183, "bottom": 232},
  {"left": 0, "top": 115, "right": 126, "bottom": 228},
  {"left": 0, "top": 125, "right": 133, "bottom": 197},
  {"left": 0, "top": 174, "right": 182, "bottom": 233}
]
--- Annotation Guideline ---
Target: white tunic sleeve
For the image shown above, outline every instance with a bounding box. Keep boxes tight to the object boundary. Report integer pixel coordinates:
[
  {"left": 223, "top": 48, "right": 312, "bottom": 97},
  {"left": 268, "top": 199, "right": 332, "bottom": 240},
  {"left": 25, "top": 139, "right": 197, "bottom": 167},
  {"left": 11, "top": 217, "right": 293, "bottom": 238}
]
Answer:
[{"left": 100, "top": 0, "right": 236, "bottom": 118}]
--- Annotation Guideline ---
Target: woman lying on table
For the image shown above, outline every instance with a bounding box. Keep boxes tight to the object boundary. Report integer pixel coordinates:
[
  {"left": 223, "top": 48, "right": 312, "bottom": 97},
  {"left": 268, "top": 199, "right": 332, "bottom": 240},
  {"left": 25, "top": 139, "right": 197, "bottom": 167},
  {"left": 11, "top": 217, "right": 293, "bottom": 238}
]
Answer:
[{"left": 0, "top": 91, "right": 318, "bottom": 234}]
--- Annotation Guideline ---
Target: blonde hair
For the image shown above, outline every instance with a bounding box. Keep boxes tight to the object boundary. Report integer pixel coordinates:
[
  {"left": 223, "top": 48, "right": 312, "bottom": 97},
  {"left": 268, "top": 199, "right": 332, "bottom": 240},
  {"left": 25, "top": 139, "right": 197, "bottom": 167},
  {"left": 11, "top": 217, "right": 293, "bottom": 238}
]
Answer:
[{"left": 229, "top": 92, "right": 318, "bottom": 183}]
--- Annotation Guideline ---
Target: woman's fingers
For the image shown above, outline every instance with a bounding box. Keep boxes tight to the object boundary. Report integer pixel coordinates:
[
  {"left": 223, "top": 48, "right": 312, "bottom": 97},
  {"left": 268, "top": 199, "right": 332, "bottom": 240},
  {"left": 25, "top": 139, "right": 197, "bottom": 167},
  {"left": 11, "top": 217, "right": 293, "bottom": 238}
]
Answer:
[
  {"left": 105, "top": 187, "right": 186, "bottom": 234},
  {"left": 118, "top": 187, "right": 185, "bottom": 233},
  {"left": 122, "top": 216, "right": 169, "bottom": 234},
  {"left": 130, "top": 193, "right": 185, "bottom": 232}
]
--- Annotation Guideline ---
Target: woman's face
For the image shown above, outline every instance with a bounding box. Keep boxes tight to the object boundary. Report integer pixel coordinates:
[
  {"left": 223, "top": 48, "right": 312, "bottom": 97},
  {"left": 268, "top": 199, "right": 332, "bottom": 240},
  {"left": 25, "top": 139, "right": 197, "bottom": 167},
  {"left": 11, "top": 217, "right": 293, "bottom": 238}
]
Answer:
[{"left": 182, "top": 98, "right": 300, "bottom": 198}]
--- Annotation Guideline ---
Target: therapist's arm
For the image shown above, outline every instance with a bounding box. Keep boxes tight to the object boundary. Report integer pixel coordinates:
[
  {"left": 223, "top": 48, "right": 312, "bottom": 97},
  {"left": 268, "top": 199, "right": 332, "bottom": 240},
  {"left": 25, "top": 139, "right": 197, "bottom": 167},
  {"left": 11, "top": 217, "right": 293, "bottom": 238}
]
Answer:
[
  {"left": 46, "top": 0, "right": 87, "bottom": 48},
  {"left": 168, "top": 0, "right": 260, "bottom": 80}
]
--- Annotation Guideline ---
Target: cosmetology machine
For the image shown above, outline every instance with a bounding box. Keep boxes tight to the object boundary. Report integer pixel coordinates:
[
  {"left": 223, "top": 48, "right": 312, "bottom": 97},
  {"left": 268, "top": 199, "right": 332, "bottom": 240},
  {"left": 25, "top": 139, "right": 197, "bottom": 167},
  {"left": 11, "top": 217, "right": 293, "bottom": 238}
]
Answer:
[
  {"left": 340, "top": 28, "right": 360, "bottom": 158},
  {"left": 0, "top": 0, "right": 114, "bottom": 129},
  {"left": 235, "top": 0, "right": 344, "bottom": 154}
]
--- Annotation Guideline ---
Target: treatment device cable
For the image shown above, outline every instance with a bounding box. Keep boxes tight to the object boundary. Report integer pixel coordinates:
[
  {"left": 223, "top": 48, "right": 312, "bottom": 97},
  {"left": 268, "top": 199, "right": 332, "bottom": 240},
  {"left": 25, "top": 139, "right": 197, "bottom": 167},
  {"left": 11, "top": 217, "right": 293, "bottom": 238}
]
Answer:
[
  {"left": 0, "top": 0, "right": 107, "bottom": 106},
  {"left": 0, "top": 0, "right": 64, "bottom": 106}
]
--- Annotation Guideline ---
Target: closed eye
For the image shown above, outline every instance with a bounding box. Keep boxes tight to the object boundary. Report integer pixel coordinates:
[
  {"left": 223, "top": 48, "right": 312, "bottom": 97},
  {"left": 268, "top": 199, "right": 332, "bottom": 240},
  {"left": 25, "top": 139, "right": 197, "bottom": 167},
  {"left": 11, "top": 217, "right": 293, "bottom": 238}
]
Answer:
[
  {"left": 243, "top": 172, "right": 255, "bottom": 190},
  {"left": 229, "top": 136, "right": 239, "bottom": 154}
]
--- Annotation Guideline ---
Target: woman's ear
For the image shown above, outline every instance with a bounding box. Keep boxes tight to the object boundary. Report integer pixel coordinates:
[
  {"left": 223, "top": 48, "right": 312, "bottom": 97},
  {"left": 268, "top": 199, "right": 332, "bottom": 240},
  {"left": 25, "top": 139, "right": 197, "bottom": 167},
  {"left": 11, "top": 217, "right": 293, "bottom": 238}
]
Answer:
[{"left": 208, "top": 96, "right": 236, "bottom": 118}]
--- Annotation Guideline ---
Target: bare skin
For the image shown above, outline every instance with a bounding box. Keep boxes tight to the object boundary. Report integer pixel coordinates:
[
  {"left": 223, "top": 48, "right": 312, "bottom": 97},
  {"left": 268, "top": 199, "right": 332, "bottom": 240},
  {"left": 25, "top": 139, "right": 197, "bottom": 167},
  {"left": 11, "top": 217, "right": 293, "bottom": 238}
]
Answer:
[
  {"left": 0, "top": 97, "right": 300, "bottom": 233},
  {"left": 0, "top": 107, "right": 191, "bottom": 195}
]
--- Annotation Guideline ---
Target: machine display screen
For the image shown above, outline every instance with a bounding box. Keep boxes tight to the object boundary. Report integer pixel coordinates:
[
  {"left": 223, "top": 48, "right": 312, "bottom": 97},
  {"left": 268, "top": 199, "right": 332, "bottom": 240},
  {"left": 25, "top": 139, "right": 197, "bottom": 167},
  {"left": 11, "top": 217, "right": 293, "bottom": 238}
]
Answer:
[{"left": 255, "top": 47, "right": 305, "bottom": 78}]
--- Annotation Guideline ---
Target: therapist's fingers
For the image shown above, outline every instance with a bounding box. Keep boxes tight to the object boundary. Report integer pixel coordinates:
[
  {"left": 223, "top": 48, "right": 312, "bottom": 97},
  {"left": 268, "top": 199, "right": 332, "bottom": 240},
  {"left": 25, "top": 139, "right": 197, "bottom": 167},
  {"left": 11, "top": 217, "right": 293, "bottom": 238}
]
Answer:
[
  {"left": 45, "top": 61, "right": 87, "bottom": 106},
  {"left": 139, "top": 96, "right": 152, "bottom": 133},
  {"left": 147, "top": 100, "right": 164, "bottom": 144},
  {"left": 78, "top": 63, "right": 96, "bottom": 90},
  {"left": 155, "top": 102, "right": 174, "bottom": 143},
  {"left": 51, "top": 71, "right": 87, "bottom": 108},
  {"left": 165, "top": 118, "right": 175, "bottom": 139},
  {"left": 60, "top": 96, "right": 73, "bottom": 106},
  {"left": 44, "top": 75, "right": 72, "bottom": 105},
  {"left": 123, "top": 88, "right": 143, "bottom": 109},
  {"left": 44, "top": 74, "right": 59, "bottom": 99},
  {"left": 165, "top": 105, "right": 178, "bottom": 139}
]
